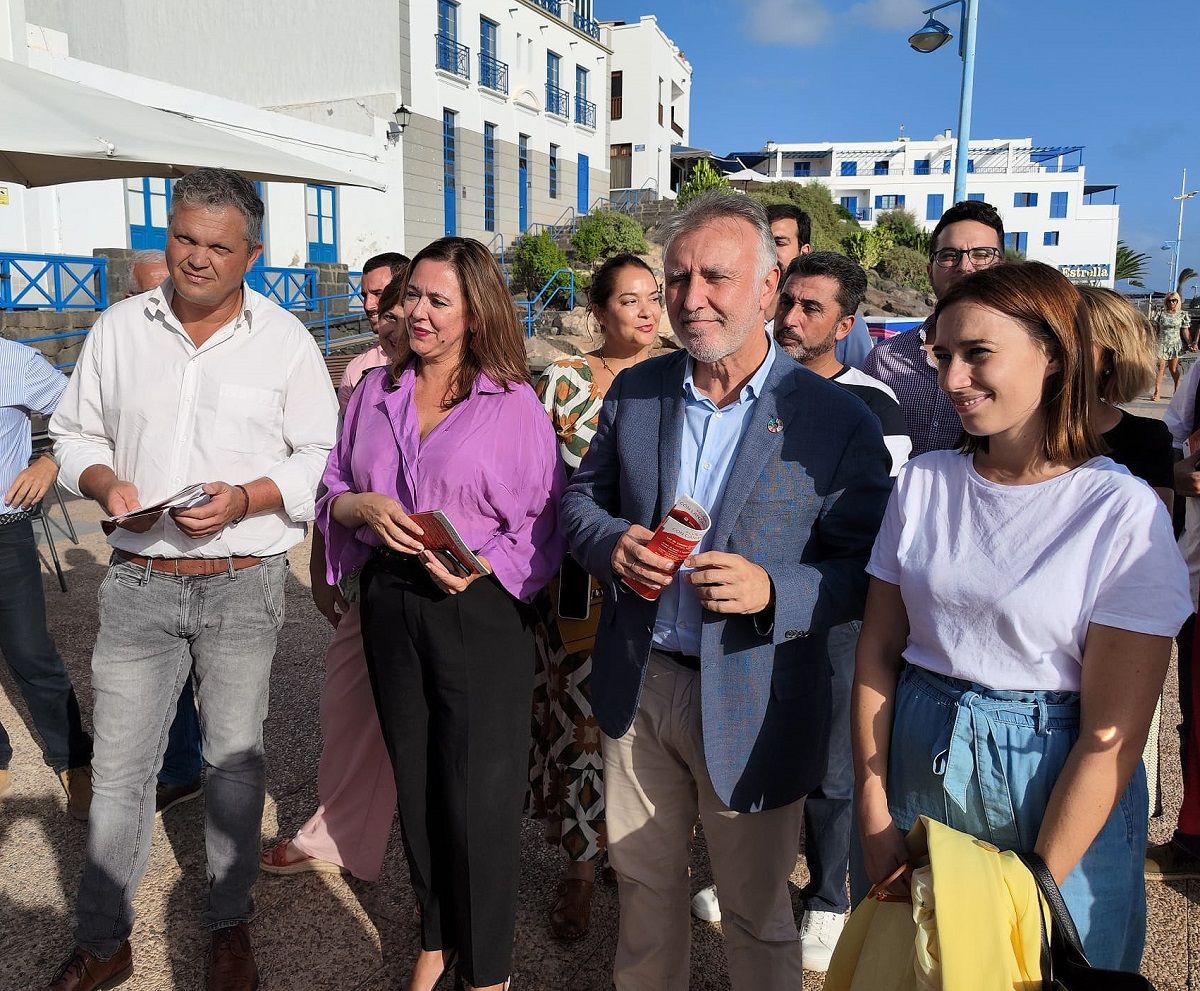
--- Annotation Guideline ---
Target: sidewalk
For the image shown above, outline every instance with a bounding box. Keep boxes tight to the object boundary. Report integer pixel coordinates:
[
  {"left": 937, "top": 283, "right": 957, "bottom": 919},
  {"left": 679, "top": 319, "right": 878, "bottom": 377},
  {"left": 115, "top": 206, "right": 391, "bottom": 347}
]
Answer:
[{"left": 0, "top": 488, "right": 1194, "bottom": 989}]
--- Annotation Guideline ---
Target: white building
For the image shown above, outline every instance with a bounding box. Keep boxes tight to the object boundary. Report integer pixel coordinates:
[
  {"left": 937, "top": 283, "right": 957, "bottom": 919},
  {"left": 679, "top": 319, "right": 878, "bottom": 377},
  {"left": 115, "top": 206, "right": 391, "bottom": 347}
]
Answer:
[
  {"left": 727, "top": 132, "right": 1120, "bottom": 287},
  {"left": 601, "top": 15, "right": 691, "bottom": 201}
]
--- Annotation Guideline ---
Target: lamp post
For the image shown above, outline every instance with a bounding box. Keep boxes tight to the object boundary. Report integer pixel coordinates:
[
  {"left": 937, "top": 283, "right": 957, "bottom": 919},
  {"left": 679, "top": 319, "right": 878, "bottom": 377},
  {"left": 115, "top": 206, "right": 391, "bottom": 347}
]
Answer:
[
  {"left": 908, "top": 0, "right": 979, "bottom": 205},
  {"left": 1168, "top": 167, "right": 1198, "bottom": 291}
]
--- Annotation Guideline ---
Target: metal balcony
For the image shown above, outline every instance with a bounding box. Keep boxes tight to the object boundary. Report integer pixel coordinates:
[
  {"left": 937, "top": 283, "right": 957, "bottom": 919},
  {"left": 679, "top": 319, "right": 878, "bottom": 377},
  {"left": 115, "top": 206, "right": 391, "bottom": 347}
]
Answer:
[
  {"left": 479, "top": 52, "right": 509, "bottom": 94},
  {"left": 531, "top": 0, "right": 563, "bottom": 15},
  {"left": 574, "top": 95, "right": 596, "bottom": 128},
  {"left": 545, "top": 82, "right": 569, "bottom": 117},
  {"left": 435, "top": 33, "right": 470, "bottom": 80},
  {"left": 572, "top": 12, "right": 601, "bottom": 39}
]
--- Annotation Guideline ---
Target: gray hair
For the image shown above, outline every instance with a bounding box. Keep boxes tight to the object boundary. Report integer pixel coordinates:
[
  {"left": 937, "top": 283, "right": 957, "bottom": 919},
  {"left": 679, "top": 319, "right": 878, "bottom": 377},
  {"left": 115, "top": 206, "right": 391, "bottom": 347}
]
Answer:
[
  {"left": 661, "top": 191, "right": 777, "bottom": 282},
  {"left": 127, "top": 249, "right": 167, "bottom": 294},
  {"left": 168, "top": 168, "right": 264, "bottom": 244}
]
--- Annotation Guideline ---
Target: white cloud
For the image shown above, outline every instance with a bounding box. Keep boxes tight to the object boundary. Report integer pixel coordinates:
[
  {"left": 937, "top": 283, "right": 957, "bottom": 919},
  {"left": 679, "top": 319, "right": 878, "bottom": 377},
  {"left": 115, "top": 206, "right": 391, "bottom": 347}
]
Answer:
[
  {"left": 849, "top": 0, "right": 927, "bottom": 30},
  {"left": 741, "top": 0, "right": 834, "bottom": 46}
]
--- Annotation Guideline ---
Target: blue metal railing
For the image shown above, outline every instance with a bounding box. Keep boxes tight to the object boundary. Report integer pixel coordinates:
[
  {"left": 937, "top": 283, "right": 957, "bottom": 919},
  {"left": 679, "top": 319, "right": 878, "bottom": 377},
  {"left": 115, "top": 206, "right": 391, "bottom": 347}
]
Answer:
[
  {"left": 346, "top": 270, "right": 364, "bottom": 311},
  {"left": 302, "top": 292, "right": 374, "bottom": 355},
  {"left": 572, "top": 12, "right": 601, "bottom": 39},
  {"left": 517, "top": 268, "right": 575, "bottom": 337},
  {"left": 485, "top": 233, "right": 510, "bottom": 287},
  {"left": 0, "top": 253, "right": 107, "bottom": 311},
  {"left": 532, "top": 0, "right": 562, "bottom": 15},
  {"left": 545, "top": 82, "right": 569, "bottom": 117},
  {"left": 479, "top": 52, "right": 509, "bottom": 94},
  {"left": 14, "top": 328, "right": 91, "bottom": 370},
  {"left": 527, "top": 206, "right": 578, "bottom": 241},
  {"left": 574, "top": 95, "right": 597, "bottom": 128},
  {"left": 245, "top": 267, "right": 316, "bottom": 310},
  {"left": 436, "top": 33, "right": 470, "bottom": 79}
]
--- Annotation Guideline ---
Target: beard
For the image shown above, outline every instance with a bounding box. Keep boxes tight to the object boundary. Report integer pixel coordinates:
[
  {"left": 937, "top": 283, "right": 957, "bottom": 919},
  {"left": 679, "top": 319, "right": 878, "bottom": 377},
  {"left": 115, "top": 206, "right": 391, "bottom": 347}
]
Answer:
[
  {"left": 678, "top": 313, "right": 752, "bottom": 364},
  {"left": 777, "top": 328, "right": 837, "bottom": 364}
]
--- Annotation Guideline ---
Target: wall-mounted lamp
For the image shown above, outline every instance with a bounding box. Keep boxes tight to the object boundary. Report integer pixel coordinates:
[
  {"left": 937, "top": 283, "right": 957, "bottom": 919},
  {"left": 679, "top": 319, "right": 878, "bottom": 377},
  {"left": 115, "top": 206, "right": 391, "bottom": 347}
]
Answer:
[{"left": 387, "top": 104, "right": 412, "bottom": 145}]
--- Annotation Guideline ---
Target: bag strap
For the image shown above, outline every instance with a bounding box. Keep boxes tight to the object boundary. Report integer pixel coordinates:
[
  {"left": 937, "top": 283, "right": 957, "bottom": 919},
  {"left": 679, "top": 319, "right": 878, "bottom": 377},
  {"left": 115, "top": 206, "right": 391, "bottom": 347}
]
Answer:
[{"left": 1018, "top": 852, "right": 1090, "bottom": 966}]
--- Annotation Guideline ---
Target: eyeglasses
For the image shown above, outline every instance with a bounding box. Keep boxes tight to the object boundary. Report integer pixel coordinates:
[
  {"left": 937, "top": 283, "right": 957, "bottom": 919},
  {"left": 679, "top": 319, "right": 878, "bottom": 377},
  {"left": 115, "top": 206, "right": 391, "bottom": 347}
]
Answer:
[{"left": 930, "top": 246, "right": 1002, "bottom": 269}]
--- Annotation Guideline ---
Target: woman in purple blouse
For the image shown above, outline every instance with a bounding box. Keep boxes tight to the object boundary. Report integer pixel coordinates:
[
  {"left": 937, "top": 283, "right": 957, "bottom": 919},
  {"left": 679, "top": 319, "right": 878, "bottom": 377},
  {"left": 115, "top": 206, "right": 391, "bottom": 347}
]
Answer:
[{"left": 317, "top": 237, "right": 564, "bottom": 991}]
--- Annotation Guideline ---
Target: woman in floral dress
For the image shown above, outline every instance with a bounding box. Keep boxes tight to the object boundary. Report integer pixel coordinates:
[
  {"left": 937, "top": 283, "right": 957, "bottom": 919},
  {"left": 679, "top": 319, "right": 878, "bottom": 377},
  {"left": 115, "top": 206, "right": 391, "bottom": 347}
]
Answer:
[
  {"left": 1153, "top": 291, "right": 1192, "bottom": 400},
  {"left": 528, "top": 253, "right": 662, "bottom": 940}
]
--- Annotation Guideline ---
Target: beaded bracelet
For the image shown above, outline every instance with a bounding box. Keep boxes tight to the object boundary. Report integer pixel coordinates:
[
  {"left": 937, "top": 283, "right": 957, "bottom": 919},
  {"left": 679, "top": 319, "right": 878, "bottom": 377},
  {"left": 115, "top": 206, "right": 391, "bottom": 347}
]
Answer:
[{"left": 230, "top": 484, "right": 251, "bottom": 527}]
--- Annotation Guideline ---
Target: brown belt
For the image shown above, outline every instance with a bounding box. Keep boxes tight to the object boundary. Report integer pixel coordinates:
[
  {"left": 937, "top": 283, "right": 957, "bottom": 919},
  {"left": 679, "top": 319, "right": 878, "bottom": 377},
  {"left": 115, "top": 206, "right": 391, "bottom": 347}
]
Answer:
[{"left": 115, "top": 551, "right": 263, "bottom": 576}]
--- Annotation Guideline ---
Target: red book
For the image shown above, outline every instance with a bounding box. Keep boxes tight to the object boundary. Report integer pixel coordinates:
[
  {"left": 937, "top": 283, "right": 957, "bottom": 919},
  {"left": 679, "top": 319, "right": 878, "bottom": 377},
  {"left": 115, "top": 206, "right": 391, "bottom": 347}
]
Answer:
[{"left": 409, "top": 510, "right": 492, "bottom": 579}]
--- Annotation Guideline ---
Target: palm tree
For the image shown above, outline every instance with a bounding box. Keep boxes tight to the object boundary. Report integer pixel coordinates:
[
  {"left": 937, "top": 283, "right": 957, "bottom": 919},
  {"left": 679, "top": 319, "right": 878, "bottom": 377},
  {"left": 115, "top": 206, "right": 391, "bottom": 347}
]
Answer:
[
  {"left": 1115, "top": 240, "right": 1150, "bottom": 287},
  {"left": 1178, "top": 266, "right": 1197, "bottom": 297}
]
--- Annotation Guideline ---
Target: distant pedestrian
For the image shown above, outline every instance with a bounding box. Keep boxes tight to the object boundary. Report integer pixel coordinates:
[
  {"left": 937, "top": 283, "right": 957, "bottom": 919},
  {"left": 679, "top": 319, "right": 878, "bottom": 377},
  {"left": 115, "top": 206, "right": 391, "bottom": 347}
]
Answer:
[{"left": 1153, "top": 291, "right": 1191, "bottom": 401}]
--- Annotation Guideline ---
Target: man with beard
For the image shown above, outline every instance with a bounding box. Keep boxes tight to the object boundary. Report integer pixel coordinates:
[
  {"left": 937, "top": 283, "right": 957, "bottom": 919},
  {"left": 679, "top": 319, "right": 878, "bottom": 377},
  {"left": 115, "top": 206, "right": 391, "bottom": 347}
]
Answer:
[{"left": 561, "top": 192, "right": 891, "bottom": 987}]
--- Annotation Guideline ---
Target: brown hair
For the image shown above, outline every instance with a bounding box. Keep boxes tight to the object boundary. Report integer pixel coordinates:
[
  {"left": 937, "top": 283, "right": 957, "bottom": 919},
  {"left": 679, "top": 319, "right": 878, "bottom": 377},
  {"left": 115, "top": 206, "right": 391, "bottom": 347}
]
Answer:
[
  {"left": 934, "top": 261, "right": 1101, "bottom": 463},
  {"left": 1077, "top": 286, "right": 1155, "bottom": 405},
  {"left": 375, "top": 264, "right": 410, "bottom": 319},
  {"left": 387, "top": 237, "right": 530, "bottom": 406}
]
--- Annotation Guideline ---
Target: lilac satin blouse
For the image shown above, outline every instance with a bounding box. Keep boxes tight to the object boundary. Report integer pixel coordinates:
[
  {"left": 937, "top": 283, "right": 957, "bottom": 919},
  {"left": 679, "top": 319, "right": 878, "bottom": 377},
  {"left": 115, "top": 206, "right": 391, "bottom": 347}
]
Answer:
[{"left": 316, "top": 363, "right": 565, "bottom": 601}]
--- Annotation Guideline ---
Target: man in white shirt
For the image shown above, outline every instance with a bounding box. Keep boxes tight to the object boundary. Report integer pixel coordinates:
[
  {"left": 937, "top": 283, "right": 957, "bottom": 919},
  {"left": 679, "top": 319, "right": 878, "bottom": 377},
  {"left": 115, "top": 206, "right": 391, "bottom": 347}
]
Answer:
[{"left": 44, "top": 169, "right": 337, "bottom": 991}]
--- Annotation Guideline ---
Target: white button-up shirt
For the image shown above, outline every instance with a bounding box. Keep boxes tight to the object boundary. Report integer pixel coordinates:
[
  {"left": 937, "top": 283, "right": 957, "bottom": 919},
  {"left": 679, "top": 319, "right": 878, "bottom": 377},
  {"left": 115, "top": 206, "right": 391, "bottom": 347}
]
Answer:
[{"left": 50, "top": 282, "right": 338, "bottom": 558}]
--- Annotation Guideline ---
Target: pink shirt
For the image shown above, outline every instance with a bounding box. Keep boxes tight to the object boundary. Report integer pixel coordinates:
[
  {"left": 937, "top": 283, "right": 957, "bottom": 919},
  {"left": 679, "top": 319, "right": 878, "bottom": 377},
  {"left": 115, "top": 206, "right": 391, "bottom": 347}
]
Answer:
[
  {"left": 337, "top": 343, "right": 389, "bottom": 413},
  {"left": 317, "top": 363, "right": 565, "bottom": 602}
]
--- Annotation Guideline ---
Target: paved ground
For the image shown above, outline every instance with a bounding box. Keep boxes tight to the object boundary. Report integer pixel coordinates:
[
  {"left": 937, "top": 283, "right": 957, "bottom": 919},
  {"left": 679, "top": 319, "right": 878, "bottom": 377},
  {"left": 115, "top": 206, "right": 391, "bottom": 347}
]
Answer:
[{"left": 0, "top": 384, "right": 1194, "bottom": 989}]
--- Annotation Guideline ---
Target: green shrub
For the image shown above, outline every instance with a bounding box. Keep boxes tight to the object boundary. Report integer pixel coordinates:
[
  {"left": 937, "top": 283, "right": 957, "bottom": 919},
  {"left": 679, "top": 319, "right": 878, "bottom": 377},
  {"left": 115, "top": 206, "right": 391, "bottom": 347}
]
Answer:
[
  {"left": 512, "top": 232, "right": 570, "bottom": 297},
  {"left": 570, "top": 210, "right": 648, "bottom": 266},
  {"left": 842, "top": 227, "right": 894, "bottom": 270},
  {"left": 877, "top": 244, "right": 932, "bottom": 293},
  {"left": 747, "top": 180, "right": 860, "bottom": 252},
  {"left": 874, "top": 209, "right": 932, "bottom": 255},
  {"left": 677, "top": 159, "right": 732, "bottom": 206}
]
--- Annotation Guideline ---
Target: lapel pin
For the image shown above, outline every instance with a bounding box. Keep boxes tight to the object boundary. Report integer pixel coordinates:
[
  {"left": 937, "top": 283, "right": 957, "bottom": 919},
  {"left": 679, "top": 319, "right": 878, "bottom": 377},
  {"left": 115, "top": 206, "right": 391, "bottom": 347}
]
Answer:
[{"left": 767, "top": 417, "right": 783, "bottom": 434}]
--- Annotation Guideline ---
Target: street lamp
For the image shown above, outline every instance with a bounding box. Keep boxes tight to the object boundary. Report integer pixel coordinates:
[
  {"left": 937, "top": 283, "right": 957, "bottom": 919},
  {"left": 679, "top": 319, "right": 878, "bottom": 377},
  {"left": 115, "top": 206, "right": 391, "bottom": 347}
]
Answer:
[
  {"left": 908, "top": 0, "right": 979, "bottom": 204},
  {"left": 1168, "top": 167, "right": 1198, "bottom": 291}
]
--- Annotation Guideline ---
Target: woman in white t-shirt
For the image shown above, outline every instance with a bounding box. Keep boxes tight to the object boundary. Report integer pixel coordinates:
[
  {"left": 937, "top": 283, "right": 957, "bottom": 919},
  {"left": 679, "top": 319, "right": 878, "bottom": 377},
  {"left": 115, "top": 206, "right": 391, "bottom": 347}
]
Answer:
[{"left": 852, "top": 262, "right": 1191, "bottom": 971}]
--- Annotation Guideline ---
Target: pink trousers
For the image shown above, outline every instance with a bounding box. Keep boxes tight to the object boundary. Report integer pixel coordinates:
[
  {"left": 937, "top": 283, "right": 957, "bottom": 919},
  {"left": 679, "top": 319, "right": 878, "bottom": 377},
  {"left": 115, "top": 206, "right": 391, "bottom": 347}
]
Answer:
[{"left": 290, "top": 604, "right": 396, "bottom": 881}]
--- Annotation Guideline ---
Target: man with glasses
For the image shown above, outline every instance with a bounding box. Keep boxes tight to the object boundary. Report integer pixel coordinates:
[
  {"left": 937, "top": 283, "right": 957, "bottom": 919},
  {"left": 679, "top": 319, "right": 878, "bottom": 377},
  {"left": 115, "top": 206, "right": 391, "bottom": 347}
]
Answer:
[{"left": 863, "top": 200, "right": 1005, "bottom": 455}]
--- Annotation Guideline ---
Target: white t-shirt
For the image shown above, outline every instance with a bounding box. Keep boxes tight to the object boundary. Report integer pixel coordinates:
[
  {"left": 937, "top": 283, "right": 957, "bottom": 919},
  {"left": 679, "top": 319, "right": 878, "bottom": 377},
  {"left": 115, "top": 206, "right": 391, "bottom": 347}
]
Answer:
[{"left": 867, "top": 450, "right": 1192, "bottom": 691}]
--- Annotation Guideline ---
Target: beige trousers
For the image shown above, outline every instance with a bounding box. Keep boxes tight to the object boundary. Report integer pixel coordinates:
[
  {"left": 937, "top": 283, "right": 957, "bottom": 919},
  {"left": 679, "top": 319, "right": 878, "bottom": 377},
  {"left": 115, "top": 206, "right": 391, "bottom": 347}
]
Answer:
[{"left": 601, "top": 652, "right": 806, "bottom": 991}]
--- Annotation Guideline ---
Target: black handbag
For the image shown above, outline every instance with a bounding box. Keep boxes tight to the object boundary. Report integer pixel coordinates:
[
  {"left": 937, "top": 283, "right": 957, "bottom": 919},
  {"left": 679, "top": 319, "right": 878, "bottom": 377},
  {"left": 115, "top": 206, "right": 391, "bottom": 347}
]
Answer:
[{"left": 1018, "top": 852, "right": 1154, "bottom": 990}]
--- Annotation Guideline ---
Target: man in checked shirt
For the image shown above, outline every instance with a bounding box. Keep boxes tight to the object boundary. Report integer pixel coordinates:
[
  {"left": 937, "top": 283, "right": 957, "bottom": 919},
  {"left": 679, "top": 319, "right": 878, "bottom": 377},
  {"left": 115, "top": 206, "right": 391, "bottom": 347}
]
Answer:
[{"left": 863, "top": 199, "right": 1006, "bottom": 455}]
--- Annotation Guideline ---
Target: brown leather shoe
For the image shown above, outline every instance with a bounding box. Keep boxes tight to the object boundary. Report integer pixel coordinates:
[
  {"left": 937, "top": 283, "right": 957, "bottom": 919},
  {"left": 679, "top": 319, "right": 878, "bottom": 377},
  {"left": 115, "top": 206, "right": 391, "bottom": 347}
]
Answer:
[
  {"left": 207, "top": 922, "right": 259, "bottom": 990},
  {"left": 58, "top": 766, "right": 93, "bottom": 821},
  {"left": 42, "top": 942, "right": 132, "bottom": 990}
]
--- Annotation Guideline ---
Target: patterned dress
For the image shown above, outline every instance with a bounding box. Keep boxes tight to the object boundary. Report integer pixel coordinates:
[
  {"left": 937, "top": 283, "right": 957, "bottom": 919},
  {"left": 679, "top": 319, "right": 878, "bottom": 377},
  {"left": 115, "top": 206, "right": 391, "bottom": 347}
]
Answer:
[
  {"left": 1156, "top": 310, "right": 1192, "bottom": 360},
  {"left": 526, "top": 357, "right": 607, "bottom": 862}
]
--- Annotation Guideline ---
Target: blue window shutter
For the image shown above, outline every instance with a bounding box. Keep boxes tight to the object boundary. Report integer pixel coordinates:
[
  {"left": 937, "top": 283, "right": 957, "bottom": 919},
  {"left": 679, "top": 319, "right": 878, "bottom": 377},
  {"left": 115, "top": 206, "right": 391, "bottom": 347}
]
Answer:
[
  {"left": 942, "top": 159, "right": 951, "bottom": 173},
  {"left": 968, "top": 192, "right": 985, "bottom": 202},
  {"left": 874, "top": 195, "right": 884, "bottom": 209},
  {"left": 1050, "top": 192, "right": 1068, "bottom": 219},
  {"left": 1018, "top": 232, "right": 1027, "bottom": 253},
  {"left": 1043, "top": 231, "right": 1059, "bottom": 246},
  {"left": 896, "top": 195, "right": 905, "bottom": 207},
  {"left": 841, "top": 161, "right": 857, "bottom": 177},
  {"left": 926, "top": 193, "right": 944, "bottom": 221},
  {"left": 967, "top": 159, "right": 975, "bottom": 173}
]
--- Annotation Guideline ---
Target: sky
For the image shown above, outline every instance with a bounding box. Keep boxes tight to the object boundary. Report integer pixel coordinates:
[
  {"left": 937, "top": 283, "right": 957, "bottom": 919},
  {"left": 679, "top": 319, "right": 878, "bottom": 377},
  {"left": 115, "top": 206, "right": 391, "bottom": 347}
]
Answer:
[{"left": 602, "top": 0, "right": 1200, "bottom": 292}]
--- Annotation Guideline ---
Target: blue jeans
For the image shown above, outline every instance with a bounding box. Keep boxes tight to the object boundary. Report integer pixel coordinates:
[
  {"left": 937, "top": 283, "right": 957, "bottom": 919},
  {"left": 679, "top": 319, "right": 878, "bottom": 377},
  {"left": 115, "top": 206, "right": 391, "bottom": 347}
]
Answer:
[
  {"left": 886, "top": 664, "right": 1147, "bottom": 972},
  {"left": 0, "top": 518, "right": 91, "bottom": 773},
  {"left": 159, "top": 676, "right": 203, "bottom": 788},
  {"left": 75, "top": 555, "right": 286, "bottom": 956},
  {"left": 801, "top": 620, "right": 857, "bottom": 914}
]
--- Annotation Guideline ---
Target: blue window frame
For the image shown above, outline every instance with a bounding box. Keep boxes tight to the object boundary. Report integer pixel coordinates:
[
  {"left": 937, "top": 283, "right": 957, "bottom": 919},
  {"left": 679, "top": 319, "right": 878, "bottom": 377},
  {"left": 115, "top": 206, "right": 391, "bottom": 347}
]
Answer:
[
  {"left": 545, "top": 51, "right": 567, "bottom": 115},
  {"left": 436, "top": 0, "right": 467, "bottom": 78},
  {"left": 547, "top": 51, "right": 561, "bottom": 89},
  {"left": 578, "top": 153, "right": 589, "bottom": 216},
  {"left": 874, "top": 160, "right": 890, "bottom": 176},
  {"left": 518, "top": 134, "right": 529, "bottom": 232},
  {"left": 926, "top": 193, "right": 944, "bottom": 221},
  {"left": 1043, "top": 231, "right": 1060, "bottom": 246},
  {"left": 1050, "top": 191, "right": 1068, "bottom": 219},
  {"left": 840, "top": 195, "right": 858, "bottom": 217},
  {"left": 840, "top": 161, "right": 857, "bottom": 177},
  {"left": 1014, "top": 192, "right": 1038, "bottom": 208},
  {"left": 442, "top": 109, "right": 457, "bottom": 237},
  {"left": 942, "top": 159, "right": 951, "bottom": 173},
  {"left": 549, "top": 144, "right": 559, "bottom": 199},
  {"left": 874, "top": 194, "right": 905, "bottom": 210},
  {"left": 967, "top": 192, "right": 985, "bottom": 202},
  {"left": 1005, "top": 232, "right": 1028, "bottom": 253},
  {"left": 914, "top": 159, "right": 931, "bottom": 175},
  {"left": 127, "top": 177, "right": 172, "bottom": 250},
  {"left": 793, "top": 161, "right": 811, "bottom": 177},
  {"left": 576, "top": 64, "right": 588, "bottom": 102},
  {"left": 966, "top": 159, "right": 975, "bottom": 173},
  {"left": 438, "top": 0, "right": 457, "bottom": 39},
  {"left": 305, "top": 184, "right": 337, "bottom": 263},
  {"left": 483, "top": 122, "right": 496, "bottom": 233},
  {"left": 479, "top": 18, "right": 507, "bottom": 92},
  {"left": 480, "top": 16, "right": 496, "bottom": 59}
]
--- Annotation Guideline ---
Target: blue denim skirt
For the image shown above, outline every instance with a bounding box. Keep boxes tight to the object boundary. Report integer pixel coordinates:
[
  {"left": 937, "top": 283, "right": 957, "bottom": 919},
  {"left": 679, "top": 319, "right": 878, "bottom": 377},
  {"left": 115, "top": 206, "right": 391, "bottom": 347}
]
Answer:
[{"left": 887, "top": 663, "right": 1148, "bottom": 971}]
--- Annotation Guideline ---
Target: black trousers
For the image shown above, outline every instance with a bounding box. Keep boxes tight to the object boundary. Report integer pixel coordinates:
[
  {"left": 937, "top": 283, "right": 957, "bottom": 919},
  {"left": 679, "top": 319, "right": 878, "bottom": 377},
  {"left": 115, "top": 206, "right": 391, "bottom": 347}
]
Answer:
[{"left": 361, "top": 550, "right": 536, "bottom": 987}]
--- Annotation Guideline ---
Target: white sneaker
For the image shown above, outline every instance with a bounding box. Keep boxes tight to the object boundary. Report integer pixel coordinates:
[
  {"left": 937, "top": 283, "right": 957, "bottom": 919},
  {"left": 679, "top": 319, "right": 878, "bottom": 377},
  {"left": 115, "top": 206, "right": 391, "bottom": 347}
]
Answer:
[
  {"left": 800, "top": 910, "right": 846, "bottom": 973},
  {"left": 690, "top": 884, "right": 721, "bottom": 922}
]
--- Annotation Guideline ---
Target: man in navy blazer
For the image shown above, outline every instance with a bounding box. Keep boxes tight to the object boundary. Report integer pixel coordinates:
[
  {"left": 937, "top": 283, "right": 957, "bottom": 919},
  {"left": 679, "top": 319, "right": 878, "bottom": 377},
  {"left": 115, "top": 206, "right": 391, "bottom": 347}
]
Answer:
[{"left": 561, "top": 192, "right": 891, "bottom": 990}]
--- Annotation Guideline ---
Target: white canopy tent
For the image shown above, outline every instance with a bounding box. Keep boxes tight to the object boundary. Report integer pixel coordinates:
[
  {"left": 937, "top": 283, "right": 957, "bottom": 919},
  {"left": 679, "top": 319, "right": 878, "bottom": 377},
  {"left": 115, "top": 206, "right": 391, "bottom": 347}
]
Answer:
[{"left": 0, "top": 58, "right": 384, "bottom": 190}]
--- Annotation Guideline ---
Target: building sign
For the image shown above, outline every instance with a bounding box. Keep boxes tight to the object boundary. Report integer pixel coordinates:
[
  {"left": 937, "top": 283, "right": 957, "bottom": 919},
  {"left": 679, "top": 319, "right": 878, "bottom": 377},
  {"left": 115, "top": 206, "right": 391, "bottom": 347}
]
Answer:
[
  {"left": 1059, "top": 263, "right": 1111, "bottom": 286},
  {"left": 634, "top": 144, "right": 646, "bottom": 152},
  {"left": 0, "top": 186, "right": 8, "bottom": 206}
]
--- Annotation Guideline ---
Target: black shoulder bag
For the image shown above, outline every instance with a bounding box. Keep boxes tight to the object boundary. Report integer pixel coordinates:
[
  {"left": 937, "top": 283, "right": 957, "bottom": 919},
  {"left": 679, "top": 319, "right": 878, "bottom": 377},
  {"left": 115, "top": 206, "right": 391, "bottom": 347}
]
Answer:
[{"left": 1018, "top": 852, "right": 1153, "bottom": 990}]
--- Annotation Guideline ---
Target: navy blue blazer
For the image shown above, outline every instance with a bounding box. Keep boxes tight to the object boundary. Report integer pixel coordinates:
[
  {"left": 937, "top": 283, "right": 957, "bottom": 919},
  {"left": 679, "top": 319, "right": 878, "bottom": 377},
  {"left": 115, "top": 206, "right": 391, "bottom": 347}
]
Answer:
[{"left": 560, "top": 348, "right": 891, "bottom": 813}]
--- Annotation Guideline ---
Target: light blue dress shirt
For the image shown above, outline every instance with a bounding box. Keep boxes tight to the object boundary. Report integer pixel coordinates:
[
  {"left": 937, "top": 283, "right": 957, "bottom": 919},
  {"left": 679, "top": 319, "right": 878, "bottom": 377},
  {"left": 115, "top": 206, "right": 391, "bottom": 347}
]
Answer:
[
  {"left": 652, "top": 338, "right": 779, "bottom": 656},
  {"left": 836, "top": 314, "right": 875, "bottom": 370},
  {"left": 0, "top": 339, "right": 66, "bottom": 515}
]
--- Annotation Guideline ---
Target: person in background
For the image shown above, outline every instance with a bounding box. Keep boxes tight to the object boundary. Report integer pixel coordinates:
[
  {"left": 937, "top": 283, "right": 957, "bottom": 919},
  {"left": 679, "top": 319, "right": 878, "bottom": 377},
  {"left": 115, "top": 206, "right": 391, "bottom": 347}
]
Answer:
[
  {"left": 0, "top": 339, "right": 93, "bottom": 819},
  {"left": 127, "top": 250, "right": 169, "bottom": 299},
  {"left": 319, "top": 237, "right": 563, "bottom": 991},
  {"left": 528, "top": 253, "right": 661, "bottom": 941},
  {"left": 1153, "top": 291, "right": 1191, "bottom": 401},
  {"left": 261, "top": 252, "right": 411, "bottom": 881},
  {"left": 45, "top": 168, "right": 337, "bottom": 991},
  {"left": 854, "top": 262, "right": 1190, "bottom": 971},
  {"left": 561, "top": 192, "right": 890, "bottom": 989},
  {"left": 863, "top": 199, "right": 1006, "bottom": 455},
  {"left": 764, "top": 203, "right": 874, "bottom": 369}
]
